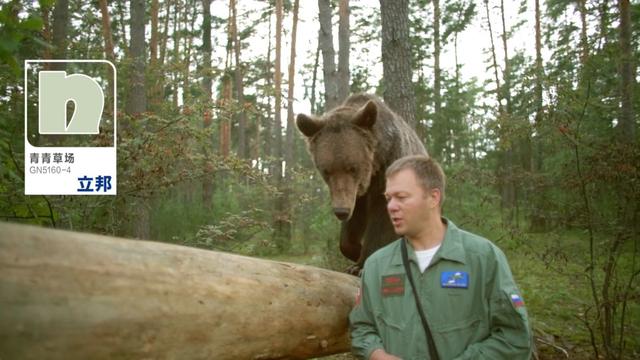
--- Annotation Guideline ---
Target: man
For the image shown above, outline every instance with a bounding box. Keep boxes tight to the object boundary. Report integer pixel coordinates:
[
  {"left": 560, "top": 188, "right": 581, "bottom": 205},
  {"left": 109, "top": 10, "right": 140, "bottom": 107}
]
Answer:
[{"left": 349, "top": 155, "right": 532, "bottom": 360}]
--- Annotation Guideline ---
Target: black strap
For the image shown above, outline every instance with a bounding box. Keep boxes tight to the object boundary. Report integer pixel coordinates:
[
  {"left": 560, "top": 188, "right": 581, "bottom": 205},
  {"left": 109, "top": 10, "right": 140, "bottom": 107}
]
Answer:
[{"left": 401, "top": 239, "right": 440, "bottom": 360}]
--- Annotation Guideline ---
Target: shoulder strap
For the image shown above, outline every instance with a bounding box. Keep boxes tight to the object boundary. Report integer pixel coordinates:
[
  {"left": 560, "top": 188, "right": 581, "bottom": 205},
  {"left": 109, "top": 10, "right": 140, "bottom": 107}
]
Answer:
[{"left": 401, "top": 239, "right": 440, "bottom": 360}]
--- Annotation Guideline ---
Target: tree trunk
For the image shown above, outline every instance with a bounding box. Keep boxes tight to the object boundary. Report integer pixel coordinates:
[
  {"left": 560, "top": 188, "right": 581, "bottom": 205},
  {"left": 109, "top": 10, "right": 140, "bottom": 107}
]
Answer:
[
  {"left": 128, "top": 0, "right": 149, "bottom": 240},
  {"left": 285, "top": 0, "right": 300, "bottom": 171},
  {"left": 499, "top": 0, "right": 516, "bottom": 225},
  {"left": 150, "top": 0, "right": 159, "bottom": 64},
  {"left": 231, "top": 0, "right": 248, "bottom": 159},
  {"left": 379, "top": 0, "right": 416, "bottom": 129},
  {"left": 98, "top": 0, "right": 115, "bottom": 62},
  {"left": 202, "top": 0, "right": 214, "bottom": 209},
  {"left": 274, "top": 0, "right": 283, "bottom": 179},
  {"left": 454, "top": 33, "right": 459, "bottom": 90},
  {"left": 41, "top": 3, "right": 52, "bottom": 63},
  {"left": 98, "top": 0, "right": 115, "bottom": 117},
  {"left": 273, "top": 0, "right": 291, "bottom": 252},
  {"left": 318, "top": 0, "right": 339, "bottom": 111},
  {"left": 337, "top": 0, "right": 350, "bottom": 102},
  {"left": 148, "top": 0, "right": 163, "bottom": 110},
  {"left": 484, "top": 0, "right": 502, "bottom": 108},
  {"left": 202, "top": 0, "right": 213, "bottom": 105},
  {"left": 172, "top": 2, "right": 181, "bottom": 108},
  {"left": 182, "top": 2, "right": 196, "bottom": 106},
  {"left": 159, "top": 0, "right": 171, "bottom": 66},
  {"left": 311, "top": 41, "right": 320, "bottom": 114},
  {"left": 533, "top": 0, "right": 543, "bottom": 163},
  {"left": 50, "top": 0, "right": 69, "bottom": 74},
  {"left": 578, "top": 0, "right": 589, "bottom": 66},
  {"left": 220, "top": 75, "right": 232, "bottom": 158},
  {"left": 453, "top": 31, "right": 462, "bottom": 162},
  {"left": 264, "top": 8, "right": 273, "bottom": 163},
  {"left": 0, "top": 222, "right": 358, "bottom": 359},
  {"left": 597, "top": 1, "right": 609, "bottom": 50},
  {"left": 219, "top": 1, "right": 233, "bottom": 159},
  {"left": 484, "top": 0, "right": 514, "bottom": 225},
  {"left": 116, "top": 1, "right": 128, "bottom": 57},
  {"left": 529, "top": 0, "right": 547, "bottom": 232},
  {"left": 618, "top": 0, "right": 635, "bottom": 145},
  {"left": 127, "top": 0, "right": 147, "bottom": 116},
  {"left": 51, "top": 0, "right": 69, "bottom": 62},
  {"left": 433, "top": 0, "right": 443, "bottom": 161},
  {"left": 500, "top": 0, "right": 511, "bottom": 115}
]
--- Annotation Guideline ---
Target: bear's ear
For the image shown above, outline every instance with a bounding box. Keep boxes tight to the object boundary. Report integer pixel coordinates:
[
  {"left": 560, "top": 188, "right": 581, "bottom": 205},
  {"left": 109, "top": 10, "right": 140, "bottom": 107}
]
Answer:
[
  {"left": 296, "top": 113, "right": 324, "bottom": 138},
  {"left": 353, "top": 100, "right": 377, "bottom": 130}
]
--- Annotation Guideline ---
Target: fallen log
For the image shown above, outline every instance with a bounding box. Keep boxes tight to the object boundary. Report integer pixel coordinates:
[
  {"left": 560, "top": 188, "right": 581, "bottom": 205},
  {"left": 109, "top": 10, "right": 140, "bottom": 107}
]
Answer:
[{"left": 0, "top": 222, "right": 360, "bottom": 359}]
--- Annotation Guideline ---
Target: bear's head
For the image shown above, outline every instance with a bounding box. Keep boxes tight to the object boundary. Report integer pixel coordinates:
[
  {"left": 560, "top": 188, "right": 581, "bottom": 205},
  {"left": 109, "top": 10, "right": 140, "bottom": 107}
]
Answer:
[{"left": 296, "top": 100, "right": 378, "bottom": 221}]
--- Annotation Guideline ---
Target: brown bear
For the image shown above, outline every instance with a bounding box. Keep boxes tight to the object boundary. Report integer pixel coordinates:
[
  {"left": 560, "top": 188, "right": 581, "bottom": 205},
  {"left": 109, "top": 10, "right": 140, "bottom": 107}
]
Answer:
[{"left": 296, "top": 93, "right": 427, "bottom": 273}]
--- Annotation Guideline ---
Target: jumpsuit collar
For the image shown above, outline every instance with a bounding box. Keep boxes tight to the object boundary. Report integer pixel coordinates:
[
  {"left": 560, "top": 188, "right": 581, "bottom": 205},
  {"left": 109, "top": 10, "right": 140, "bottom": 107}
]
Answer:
[{"left": 391, "top": 217, "right": 467, "bottom": 267}]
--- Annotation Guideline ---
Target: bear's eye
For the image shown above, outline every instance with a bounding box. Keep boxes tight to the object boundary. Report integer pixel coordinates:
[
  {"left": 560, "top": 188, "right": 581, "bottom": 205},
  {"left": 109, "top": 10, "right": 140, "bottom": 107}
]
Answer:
[
  {"left": 322, "top": 169, "right": 330, "bottom": 178},
  {"left": 348, "top": 167, "right": 357, "bottom": 174}
]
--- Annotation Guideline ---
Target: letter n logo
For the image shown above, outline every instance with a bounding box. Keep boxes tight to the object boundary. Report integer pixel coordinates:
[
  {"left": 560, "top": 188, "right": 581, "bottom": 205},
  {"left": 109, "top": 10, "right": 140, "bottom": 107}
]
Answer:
[{"left": 38, "top": 71, "right": 104, "bottom": 134}]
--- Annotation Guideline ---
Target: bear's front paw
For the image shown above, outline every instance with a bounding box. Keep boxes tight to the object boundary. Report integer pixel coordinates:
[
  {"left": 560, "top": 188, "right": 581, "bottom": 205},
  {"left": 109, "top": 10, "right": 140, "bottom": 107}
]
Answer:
[{"left": 345, "top": 264, "right": 363, "bottom": 277}]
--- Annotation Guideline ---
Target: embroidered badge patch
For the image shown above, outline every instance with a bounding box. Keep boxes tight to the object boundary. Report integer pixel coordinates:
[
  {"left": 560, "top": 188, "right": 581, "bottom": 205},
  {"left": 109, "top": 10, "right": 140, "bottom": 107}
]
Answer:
[
  {"left": 511, "top": 293, "right": 525, "bottom": 308},
  {"left": 381, "top": 274, "right": 405, "bottom": 297},
  {"left": 440, "top": 271, "right": 469, "bottom": 288}
]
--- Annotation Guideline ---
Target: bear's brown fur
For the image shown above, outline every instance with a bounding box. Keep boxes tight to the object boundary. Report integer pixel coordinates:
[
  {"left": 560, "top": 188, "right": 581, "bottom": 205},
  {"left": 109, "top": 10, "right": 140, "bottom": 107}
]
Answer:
[{"left": 296, "top": 94, "right": 427, "bottom": 272}]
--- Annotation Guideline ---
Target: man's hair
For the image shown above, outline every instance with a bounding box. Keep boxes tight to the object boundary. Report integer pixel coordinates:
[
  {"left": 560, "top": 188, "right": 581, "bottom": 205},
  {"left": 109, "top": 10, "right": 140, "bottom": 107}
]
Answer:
[{"left": 385, "top": 155, "right": 446, "bottom": 206}]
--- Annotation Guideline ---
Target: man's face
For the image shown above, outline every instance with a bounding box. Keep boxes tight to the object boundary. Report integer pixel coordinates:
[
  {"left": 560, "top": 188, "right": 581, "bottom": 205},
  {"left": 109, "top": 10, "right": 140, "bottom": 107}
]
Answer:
[{"left": 385, "top": 168, "right": 439, "bottom": 237}]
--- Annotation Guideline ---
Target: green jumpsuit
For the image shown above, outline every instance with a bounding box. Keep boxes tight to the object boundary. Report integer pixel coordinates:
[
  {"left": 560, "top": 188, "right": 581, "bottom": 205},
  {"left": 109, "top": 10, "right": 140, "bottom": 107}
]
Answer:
[{"left": 349, "top": 219, "right": 532, "bottom": 360}]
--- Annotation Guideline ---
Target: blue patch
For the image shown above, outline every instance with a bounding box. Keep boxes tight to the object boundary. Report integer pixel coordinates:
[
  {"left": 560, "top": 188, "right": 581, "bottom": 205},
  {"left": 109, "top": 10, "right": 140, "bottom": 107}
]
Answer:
[{"left": 441, "top": 271, "right": 469, "bottom": 288}]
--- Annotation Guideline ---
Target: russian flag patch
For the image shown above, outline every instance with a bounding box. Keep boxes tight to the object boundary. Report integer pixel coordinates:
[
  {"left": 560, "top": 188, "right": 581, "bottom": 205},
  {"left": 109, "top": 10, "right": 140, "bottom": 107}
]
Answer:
[{"left": 511, "top": 294, "right": 525, "bottom": 308}]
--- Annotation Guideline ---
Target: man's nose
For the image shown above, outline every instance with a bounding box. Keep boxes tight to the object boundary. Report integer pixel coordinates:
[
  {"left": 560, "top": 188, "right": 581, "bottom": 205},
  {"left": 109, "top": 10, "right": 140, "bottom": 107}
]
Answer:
[{"left": 387, "top": 199, "right": 398, "bottom": 213}]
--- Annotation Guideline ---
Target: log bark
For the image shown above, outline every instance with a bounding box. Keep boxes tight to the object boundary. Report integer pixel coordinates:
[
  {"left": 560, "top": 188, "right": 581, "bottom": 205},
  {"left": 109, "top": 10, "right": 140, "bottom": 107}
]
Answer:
[{"left": 0, "top": 222, "right": 359, "bottom": 359}]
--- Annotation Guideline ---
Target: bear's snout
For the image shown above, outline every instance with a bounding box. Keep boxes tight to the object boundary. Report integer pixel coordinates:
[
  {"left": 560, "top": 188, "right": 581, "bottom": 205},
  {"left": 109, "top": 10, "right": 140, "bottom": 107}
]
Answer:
[{"left": 333, "top": 207, "right": 351, "bottom": 221}]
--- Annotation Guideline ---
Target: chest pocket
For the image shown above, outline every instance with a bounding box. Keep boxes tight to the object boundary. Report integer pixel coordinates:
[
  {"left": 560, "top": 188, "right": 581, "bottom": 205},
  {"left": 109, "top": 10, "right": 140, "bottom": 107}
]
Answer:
[{"left": 428, "top": 282, "right": 489, "bottom": 359}]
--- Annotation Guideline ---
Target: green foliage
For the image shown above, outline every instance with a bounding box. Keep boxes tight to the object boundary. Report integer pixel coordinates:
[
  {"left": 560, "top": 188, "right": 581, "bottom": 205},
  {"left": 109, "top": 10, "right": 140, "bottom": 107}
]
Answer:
[
  {"left": 441, "top": 1, "right": 476, "bottom": 45},
  {"left": 189, "top": 209, "right": 273, "bottom": 254},
  {"left": 0, "top": 1, "right": 48, "bottom": 77}
]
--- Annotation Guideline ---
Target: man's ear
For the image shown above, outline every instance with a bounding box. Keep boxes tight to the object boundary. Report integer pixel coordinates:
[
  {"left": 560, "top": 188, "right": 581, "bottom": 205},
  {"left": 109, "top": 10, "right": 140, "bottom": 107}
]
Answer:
[
  {"left": 296, "top": 114, "right": 324, "bottom": 138},
  {"left": 428, "top": 188, "right": 442, "bottom": 209},
  {"left": 353, "top": 100, "right": 377, "bottom": 129}
]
